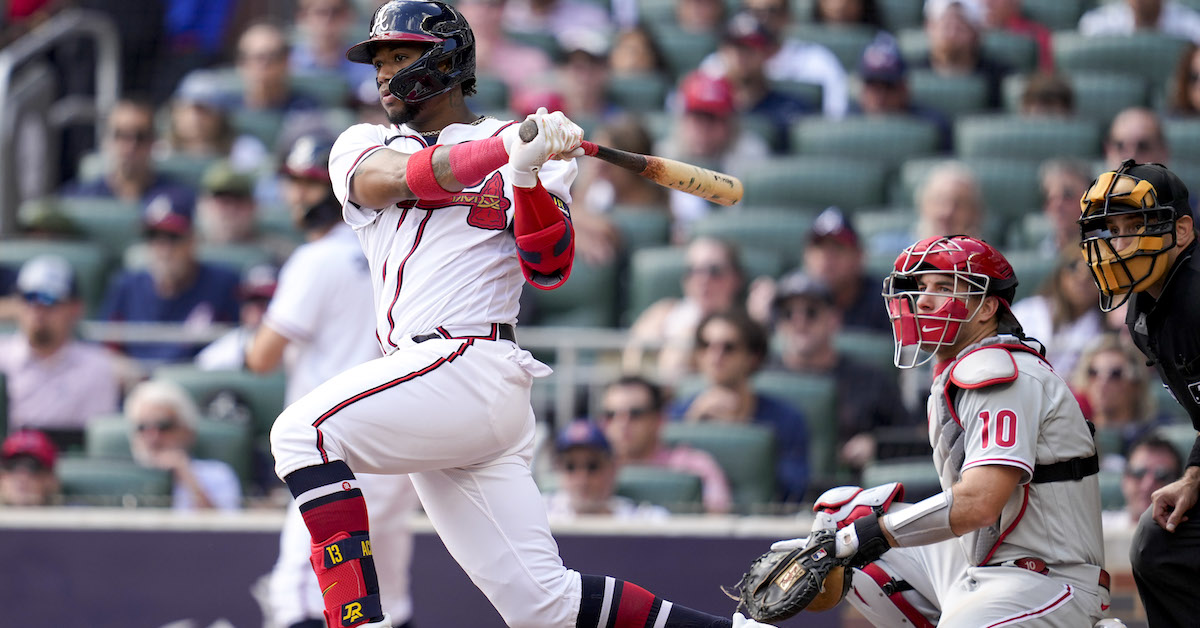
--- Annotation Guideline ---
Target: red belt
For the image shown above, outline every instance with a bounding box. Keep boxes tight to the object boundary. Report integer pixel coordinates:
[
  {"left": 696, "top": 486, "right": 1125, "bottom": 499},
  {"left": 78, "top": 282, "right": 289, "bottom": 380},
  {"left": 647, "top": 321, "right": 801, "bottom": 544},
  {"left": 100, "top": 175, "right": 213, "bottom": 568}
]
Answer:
[{"left": 1000, "top": 557, "right": 1110, "bottom": 592}]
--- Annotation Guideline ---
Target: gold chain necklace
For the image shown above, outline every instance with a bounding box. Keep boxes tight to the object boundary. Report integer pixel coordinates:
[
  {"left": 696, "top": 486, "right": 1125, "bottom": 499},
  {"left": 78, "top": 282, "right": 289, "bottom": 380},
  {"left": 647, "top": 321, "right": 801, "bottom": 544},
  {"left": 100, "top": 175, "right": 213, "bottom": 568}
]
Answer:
[{"left": 415, "top": 115, "right": 491, "bottom": 137}]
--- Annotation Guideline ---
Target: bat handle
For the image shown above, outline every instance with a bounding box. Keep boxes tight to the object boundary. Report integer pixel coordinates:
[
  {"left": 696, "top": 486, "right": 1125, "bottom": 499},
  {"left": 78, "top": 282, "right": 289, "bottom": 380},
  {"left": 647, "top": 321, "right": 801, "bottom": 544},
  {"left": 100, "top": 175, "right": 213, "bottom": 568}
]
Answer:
[{"left": 517, "top": 119, "right": 597, "bottom": 156}]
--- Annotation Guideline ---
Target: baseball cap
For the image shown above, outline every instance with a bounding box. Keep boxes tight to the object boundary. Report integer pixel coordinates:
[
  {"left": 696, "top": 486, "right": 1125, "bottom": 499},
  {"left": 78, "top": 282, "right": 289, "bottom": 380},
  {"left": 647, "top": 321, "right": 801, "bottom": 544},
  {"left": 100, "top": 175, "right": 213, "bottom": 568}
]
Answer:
[
  {"left": 808, "top": 206, "right": 860, "bottom": 248},
  {"left": 680, "top": 71, "right": 735, "bottom": 117},
  {"left": 559, "top": 28, "right": 611, "bottom": 60},
  {"left": 17, "top": 255, "right": 77, "bottom": 305},
  {"left": 239, "top": 263, "right": 279, "bottom": 301},
  {"left": 924, "top": 0, "right": 984, "bottom": 28},
  {"left": 724, "top": 12, "right": 776, "bottom": 50},
  {"left": 773, "top": 271, "right": 835, "bottom": 308},
  {"left": 201, "top": 161, "right": 254, "bottom": 197},
  {"left": 1125, "top": 161, "right": 1194, "bottom": 220},
  {"left": 2, "top": 430, "right": 57, "bottom": 471},
  {"left": 142, "top": 189, "right": 196, "bottom": 235},
  {"left": 555, "top": 420, "right": 611, "bottom": 454},
  {"left": 174, "top": 70, "right": 233, "bottom": 110},
  {"left": 859, "top": 33, "right": 907, "bottom": 84}
]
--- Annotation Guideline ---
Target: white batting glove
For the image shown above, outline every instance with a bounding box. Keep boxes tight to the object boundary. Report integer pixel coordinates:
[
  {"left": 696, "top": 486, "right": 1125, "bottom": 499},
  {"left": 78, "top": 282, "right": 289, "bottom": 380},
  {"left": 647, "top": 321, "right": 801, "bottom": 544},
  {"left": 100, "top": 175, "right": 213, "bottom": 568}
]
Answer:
[
  {"left": 768, "top": 536, "right": 807, "bottom": 552},
  {"left": 502, "top": 107, "right": 584, "bottom": 188},
  {"left": 542, "top": 110, "right": 585, "bottom": 160}
]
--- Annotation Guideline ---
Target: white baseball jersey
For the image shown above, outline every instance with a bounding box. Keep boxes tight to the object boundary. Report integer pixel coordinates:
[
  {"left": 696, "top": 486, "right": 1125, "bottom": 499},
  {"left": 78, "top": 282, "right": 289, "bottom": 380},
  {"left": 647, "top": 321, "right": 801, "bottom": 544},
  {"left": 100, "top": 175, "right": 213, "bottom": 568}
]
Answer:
[{"left": 329, "top": 118, "right": 575, "bottom": 348}]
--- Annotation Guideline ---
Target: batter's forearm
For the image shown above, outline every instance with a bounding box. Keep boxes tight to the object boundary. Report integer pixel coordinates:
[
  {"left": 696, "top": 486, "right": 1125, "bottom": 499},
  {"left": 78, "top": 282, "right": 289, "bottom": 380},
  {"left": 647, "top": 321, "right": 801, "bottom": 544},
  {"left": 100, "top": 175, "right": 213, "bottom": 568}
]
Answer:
[{"left": 350, "top": 147, "right": 462, "bottom": 208}]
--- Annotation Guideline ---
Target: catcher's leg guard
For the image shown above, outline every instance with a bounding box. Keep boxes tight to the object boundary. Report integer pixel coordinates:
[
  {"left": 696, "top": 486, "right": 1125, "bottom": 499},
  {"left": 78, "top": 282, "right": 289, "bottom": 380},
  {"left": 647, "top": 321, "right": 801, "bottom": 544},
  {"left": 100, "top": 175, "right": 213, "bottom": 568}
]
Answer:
[
  {"left": 577, "top": 575, "right": 730, "bottom": 627},
  {"left": 286, "top": 461, "right": 385, "bottom": 628},
  {"left": 846, "top": 564, "right": 935, "bottom": 628}
]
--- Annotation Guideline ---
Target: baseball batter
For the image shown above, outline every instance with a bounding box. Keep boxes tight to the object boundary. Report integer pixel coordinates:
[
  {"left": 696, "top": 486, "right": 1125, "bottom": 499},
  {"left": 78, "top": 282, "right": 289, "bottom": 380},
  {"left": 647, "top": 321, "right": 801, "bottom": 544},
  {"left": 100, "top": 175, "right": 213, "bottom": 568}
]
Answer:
[
  {"left": 269, "top": 2, "right": 765, "bottom": 627},
  {"left": 247, "top": 136, "right": 419, "bottom": 628},
  {"left": 772, "top": 236, "right": 1110, "bottom": 627}
]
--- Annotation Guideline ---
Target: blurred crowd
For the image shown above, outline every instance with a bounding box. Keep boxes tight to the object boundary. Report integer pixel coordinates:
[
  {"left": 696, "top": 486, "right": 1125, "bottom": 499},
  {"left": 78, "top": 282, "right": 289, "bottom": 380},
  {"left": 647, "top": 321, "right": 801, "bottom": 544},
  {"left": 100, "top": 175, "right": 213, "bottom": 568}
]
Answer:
[{"left": 1, "top": 0, "right": 1197, "bottom": 534}]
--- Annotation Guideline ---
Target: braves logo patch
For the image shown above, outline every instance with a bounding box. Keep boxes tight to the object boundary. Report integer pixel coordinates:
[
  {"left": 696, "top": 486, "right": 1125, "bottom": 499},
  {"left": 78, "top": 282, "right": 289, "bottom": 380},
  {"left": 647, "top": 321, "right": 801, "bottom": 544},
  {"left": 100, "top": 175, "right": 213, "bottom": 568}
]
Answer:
[{"left": 397, "top": 172, "right": 511, "bottom": 229}]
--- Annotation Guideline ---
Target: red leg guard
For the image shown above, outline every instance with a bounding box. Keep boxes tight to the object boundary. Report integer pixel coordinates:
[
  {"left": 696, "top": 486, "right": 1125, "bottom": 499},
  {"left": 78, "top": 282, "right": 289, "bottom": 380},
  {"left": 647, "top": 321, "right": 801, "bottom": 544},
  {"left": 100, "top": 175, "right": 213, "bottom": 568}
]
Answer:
[{"left": 310, "top": 531, "right": 384, "bottom": 627}]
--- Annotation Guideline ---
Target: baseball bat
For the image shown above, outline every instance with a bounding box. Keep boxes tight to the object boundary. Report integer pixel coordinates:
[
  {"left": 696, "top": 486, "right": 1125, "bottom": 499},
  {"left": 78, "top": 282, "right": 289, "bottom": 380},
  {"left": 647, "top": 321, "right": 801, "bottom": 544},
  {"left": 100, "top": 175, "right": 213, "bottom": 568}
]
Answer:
[{"left": 518, "top": 119, "right": 744, "bottom": 206}]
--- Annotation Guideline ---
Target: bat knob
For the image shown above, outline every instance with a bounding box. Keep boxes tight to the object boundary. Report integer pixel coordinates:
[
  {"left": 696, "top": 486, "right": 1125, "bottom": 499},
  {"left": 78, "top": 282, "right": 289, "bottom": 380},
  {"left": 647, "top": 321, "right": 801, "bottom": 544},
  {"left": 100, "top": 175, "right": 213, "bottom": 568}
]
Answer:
[{"left": 519, "top": 119, "right": 539, "bottom": 143}]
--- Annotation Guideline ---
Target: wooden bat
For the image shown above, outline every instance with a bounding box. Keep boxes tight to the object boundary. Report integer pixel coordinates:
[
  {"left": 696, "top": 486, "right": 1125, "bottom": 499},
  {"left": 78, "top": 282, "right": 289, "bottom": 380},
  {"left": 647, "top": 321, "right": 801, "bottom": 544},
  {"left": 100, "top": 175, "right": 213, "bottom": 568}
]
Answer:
[{"left": 518, "top": 119, "right": 744, "bottom": 206}]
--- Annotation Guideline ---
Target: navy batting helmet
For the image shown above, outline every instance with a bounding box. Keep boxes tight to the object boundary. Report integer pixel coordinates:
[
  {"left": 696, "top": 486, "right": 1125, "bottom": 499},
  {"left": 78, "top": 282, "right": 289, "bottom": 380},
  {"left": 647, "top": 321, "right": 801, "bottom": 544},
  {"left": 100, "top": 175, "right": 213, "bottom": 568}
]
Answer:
[{"left": 346, "top": 0, "right": 476, "bottom": 104}]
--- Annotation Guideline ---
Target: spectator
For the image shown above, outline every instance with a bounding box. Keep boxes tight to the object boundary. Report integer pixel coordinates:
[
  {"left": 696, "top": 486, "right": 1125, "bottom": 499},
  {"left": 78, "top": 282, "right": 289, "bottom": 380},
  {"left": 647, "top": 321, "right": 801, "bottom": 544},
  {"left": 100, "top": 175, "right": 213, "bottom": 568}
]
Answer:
[
  {"left": 921, "top": 0, "right": 1011, "bottom": 109},
  {"left": 655, "top": 71, "right": 769, "bottom": 236},
  {"left": 1010, "top": 252, "right": 1106, "bottom": 378},
  {"left": 623, "top": 237, "right": 747, "bottom": 383},
  {"left": 669, "top": 310, "right": 811, "bottom": 502},
  {"left": 1071, "top": 334, "right": 1169, "bottom": 462},
  {"left": 195, "top": 160, "right": 295, "bottom": 259},
  {"left": 1106, "top": 106, "right": 1170, "bottom": 169},
  {"left": 765, "top": 271, "right": 919, "bottom": 474},
  {"left": 609, "top": 26, "right": 668, "bottom": 77},
  {"left": 0, "top": 430, "right": 60, "bottom": 507},
  {"left": 16, "top": 198, "right": 83, "bottom": 240},
  {"left": 1169, "top": 42, "right": 1200, "bottom": 115},
  {"left": 804, "top": 207, "right": 891, "bottom": 334},
  {"left": 983, "top": 0, "right": 1053, "bottom": 71},
  {"left": 598, "top": 375, "right": 733, "bottom": 513},
  {"left": 457, "top": 0, "right": 554, "bottom": 93},
  {"left": 60, "top": 98, "right": 194, "bottom": 204},
  {"left": 674, "top": 0, "right": 728, "bottom": 34},
  {"left": 1019, "top": 72, "right": 1074, "bottom": 117},
  {"left": 556, "top": 29, "right": 616, "bottom": 120},
  {"left": 289, "top": 0, "right": 375, "bottom": 100},
  {"left": 543, "top": 420, "right": 670, "bottom": 521},
  {"left": 162, "top": 72, "right": 236, "bottom": 160},
  {"left": 718, "top": 13, "right": 817, "bottom": 152},
  {"left": 1079, "top": 0, "right": 1200, "bottom": 44},
  {"left": 1036, "top": 158, "right": 1094, "bottom": 257},
  {"left": 234, "top": 22, "right": 321, "bottom": 116},
  {"left": 195, "top": 263, "right": 278, "bottom": 371},
  {"left": 850, "top": 32, "right": 952, "bottom": 151},
  {"left": 100, "top": 190, "right": 241, "bottom": 363},
  {"left": 125, "top": 379, "right": 242, "bottom": 510},
  {"left": 812, "top": 0, "right": 883, "bottom": 28},
  {"left": 868, "top": 161, "right": 986, "bottom": 267},
  {"left": 502, "top": 0, "right": 613, "bottom": 39},
  {"left": 1103, "top": 433, "right": 1184, "bottom": 532},
  {"left": 0, "top": 256, "right": 118, "bottom": 447}
]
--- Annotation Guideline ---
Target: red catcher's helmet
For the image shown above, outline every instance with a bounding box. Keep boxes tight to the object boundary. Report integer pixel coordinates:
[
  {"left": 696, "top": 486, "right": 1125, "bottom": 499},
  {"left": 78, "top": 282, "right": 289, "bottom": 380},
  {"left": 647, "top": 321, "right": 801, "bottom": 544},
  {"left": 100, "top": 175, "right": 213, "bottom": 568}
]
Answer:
[
  {"left": 881, "top": 235, "right": 1020, "bottom": 368},
  {"left": 346, "top": 0, "right": 476, "bottom": 104}
]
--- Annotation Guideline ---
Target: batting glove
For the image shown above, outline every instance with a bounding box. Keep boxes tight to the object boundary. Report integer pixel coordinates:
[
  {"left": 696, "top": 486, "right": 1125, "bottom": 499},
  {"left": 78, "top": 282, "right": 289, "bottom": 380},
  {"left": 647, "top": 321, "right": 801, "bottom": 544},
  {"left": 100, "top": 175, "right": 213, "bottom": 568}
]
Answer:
[{"left": 502, "top": 107, "right": 584, "bottom": 188}]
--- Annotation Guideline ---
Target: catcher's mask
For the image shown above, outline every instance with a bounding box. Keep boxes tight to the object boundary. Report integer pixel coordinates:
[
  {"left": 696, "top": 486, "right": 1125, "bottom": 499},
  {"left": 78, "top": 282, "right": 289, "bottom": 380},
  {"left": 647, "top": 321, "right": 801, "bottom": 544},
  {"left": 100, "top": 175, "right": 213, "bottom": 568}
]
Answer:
[
  {"left": 1078, "top": 159, "right": 1190, "bottom": 312},
  {"left": 346, "top": 0, "right": 476, "bottom": 105},
  {"left": 882, "top": 235, "right": 1019, "bottom": 368}
]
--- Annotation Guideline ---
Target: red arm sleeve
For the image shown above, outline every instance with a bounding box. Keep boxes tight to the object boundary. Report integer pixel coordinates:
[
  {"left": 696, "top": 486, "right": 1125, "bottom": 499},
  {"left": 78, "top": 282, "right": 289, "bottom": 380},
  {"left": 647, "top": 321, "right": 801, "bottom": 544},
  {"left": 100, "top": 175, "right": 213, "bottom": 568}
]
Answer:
[{"left": 512, "top": 180, "right": 573, "bottom": 290}]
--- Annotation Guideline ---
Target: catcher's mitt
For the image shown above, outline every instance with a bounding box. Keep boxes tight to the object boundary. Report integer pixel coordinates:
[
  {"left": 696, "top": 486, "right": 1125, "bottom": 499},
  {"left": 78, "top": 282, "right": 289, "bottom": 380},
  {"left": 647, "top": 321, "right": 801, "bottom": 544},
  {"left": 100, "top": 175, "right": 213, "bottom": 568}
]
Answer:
[{"left": 732, "top": 530, "right": 851, "bottom": 622}]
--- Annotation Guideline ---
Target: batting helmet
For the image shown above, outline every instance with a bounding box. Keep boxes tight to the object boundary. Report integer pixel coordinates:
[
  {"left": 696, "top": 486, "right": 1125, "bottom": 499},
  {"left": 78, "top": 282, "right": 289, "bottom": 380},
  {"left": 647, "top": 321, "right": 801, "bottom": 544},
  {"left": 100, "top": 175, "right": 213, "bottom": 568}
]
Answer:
[
  {"left": 1078, "top": 159, "right": 1190, "bottom": 312},
  {"left": 346, "top": 0, "right": 476, "bottom": 104},
  {"left": 882, "top": 235, "right": 1020, "bottom": 368}
]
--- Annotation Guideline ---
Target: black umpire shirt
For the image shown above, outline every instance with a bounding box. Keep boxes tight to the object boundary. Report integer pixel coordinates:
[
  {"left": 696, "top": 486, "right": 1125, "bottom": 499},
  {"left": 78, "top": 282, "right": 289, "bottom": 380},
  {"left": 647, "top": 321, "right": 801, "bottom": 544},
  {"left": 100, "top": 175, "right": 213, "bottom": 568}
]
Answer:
[{"left": 1126, "top": 239, "right": 1200, "bottom": 468}]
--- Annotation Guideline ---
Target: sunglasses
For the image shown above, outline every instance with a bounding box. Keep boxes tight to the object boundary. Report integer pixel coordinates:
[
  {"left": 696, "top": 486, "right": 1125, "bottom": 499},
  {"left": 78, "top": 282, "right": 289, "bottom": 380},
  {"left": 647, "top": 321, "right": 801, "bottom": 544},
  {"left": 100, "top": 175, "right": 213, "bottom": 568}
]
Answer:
[
  {"left": 112, "top": 128, "right": 153, "bottom": 144},
  {"left": 135, "top": 419, "right": 179, "bottom": 433},
  {"left": 602, "top": 406, "right": 653, "bottom": 421},
  {"left": 1109, "top": 138, "right": 1157, "bottom": 154},
  {"left": 781, "top": 303, "right": 822, "bottom": 321},
  {"left": 1126, "top": 467, "right": 1173, "bottom": 483},
  {"left": 563, "top": 460, "right": 604, "bottom": 474},
  {"left": 698, "top": 339, "right": 744, "bottom": 354},
  {"left": 145, "top": 230, "right": 187, "bottom": 243},
  {"left": 1086, "top": 366, "right": 1129, "bottom": 381},
  {"left": 686, "top": 264, "right": 731, "bottom": 278}
]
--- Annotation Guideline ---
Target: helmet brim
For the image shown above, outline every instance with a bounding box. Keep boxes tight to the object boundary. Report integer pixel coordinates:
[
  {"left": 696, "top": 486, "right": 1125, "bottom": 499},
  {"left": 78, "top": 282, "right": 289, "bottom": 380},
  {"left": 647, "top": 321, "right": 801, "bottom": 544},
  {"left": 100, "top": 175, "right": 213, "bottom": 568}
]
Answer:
[{"left": 346, "top": 33, "right": 441, "bottom": 64}]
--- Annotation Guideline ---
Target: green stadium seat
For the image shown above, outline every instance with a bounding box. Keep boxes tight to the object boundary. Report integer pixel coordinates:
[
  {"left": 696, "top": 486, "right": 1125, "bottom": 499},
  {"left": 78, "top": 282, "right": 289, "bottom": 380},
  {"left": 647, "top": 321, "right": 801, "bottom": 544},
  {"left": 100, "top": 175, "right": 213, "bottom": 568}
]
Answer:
[
  {"left": 1052, "top": 33, "right": 1190, "bottom": 93},
  {"left": 26, "top": 197, "right": 141, "bottom": 259},
  {"left": 740, "top": 156, "right": 888, "bottom": 210},
  {"left": 1093, "top": 426, "right": 1126, "bottom": 461},
  {"left": 982, "top": 31, "right": 1039, "bottom": 74},
  {"left": 661, "top": 422, "right": 777, "bottom": 513},
  {"left": 615, "top": 465, "right": 704, "bottom": 514},
  {"left": 153, "top": 154, "right": 219, "bottom": 190},
  {"left": 877, "top": 0, "right": 925, "bottom": 31},
  {"left": 0, "top": 239, "right": 112, "bottom": 316},
  {"left": 651, "top": 26, "right": 720, "bottom": 79},
  {"left": 1151, "top": 383, "right": 1190, "bottom": 423},
  {"left": 1021, "top": 0, "right": 1089, "bottom": 31},
  {"left": 894, "top": 157, "right": 1042, "bottom": 226},
  {"left": 1002, "top": 72, "right": 1150, "bottom": 124},
  {"left": 637, "top": 0, "right": 675, "bottom": 26},
  {"left": 466, "top": 75, "right": 510, "bottom": 114},
  {"left": 291, "top": 72, "right": 351, "bottom": 107},
  {"left": 835, "top": 330, "right": 897, "bottom": 374},
  {"left": 506, "top": 30, "right": 562, "bottom": 60},
  {"left": 151, "top": 365, "right": 286, "bottom": 446},
  {"left": 609, "top": 206, "right": 672, "bottom": 252},
  {"left": 769, "top": 80, "right": 824, "bottom": 112},
  {"left": 752, "top": 371, "right": 838, "bottom": 480},
  {"left": 1164, "top": 119, "right": 1200, "bottom": 162},
  {"left": 1099, "top": 469, "right": 1125, "bottom": 512},
  {"left": 785, "top": 24, "right": 877, "bottom": 72},
  {"left": 607, "top": 73, "right": 669, "bottom": 112},
  {"left": 84, "top": 415, "right": 254, "bottom": 487},
  {"left": 955, "top": 115, "right": 1102, "bottom": 160},
  {"left": 861, "top": 457, "right": 942, "bottom": 501},
  {"left": 896, "top": 29, "right": 931, "bottom": 67},
  {"left": 1004, "top": 248, "right": 1055, "bottom": 302},
  {"left": 57, "top": 457, "right": 172, "bottom": 507},
  {"left": 688, "top": 208, "right": 816, "bottom": 268},
  {"left": 791, "top": 116, "right": 942, "bottom": 166},
  {"left": 199, "top": 243, "right": 279, "bottom": 272},
  {"left": 231, "top": 109, "right": 285, "bottom": 147},
  {"left": 624, "top": 245, "right": 785, "bottom": 324},
  {"left": 1156, "top": 423, "right": 1199, "bottom": 463},
  {"left": 526, "top": 257, "right": 620, "bottom": 327},
  {"left": 909, "top": 71, "right": 991, "bottom": 117},
  {"left": 257, "top": 209, "right": 304, "bottom": 245}
]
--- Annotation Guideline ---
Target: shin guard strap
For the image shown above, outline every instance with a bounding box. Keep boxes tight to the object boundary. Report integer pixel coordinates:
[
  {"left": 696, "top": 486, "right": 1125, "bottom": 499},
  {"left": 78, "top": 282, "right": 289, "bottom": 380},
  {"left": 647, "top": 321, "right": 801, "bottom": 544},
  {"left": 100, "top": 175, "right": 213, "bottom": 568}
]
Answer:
[
  {"left": 334, "top": 594, "right": 383, "bottom": 627},
  {"left": 319, "top": 533, "right": 374, "bottom": 570}
]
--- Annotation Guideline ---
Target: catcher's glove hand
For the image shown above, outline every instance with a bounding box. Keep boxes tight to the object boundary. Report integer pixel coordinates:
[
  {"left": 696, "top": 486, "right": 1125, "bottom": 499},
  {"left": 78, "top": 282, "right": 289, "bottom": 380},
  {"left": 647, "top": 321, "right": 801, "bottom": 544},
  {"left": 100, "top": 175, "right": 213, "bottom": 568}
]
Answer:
[{"left": 732, "top": 529, "right": 851, "bottom": 622}]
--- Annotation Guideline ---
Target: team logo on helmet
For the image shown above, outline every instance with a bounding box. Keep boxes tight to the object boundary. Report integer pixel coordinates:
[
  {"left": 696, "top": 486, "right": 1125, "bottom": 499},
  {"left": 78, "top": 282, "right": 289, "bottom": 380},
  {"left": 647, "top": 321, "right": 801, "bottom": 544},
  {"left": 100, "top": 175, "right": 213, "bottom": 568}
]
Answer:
[
  {"left": 882, "top": 235, "right": 1018, "bottom": 368},
  {"left": 1078, "top": 159, "right": 1184, "bottom": 312}
]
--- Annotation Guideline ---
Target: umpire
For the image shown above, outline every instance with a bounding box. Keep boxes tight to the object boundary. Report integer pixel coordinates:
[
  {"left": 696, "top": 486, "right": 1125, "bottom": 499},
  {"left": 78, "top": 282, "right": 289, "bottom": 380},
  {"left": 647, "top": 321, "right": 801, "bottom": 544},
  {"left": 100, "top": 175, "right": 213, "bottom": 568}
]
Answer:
[{"left": 1079, "top": 158, "right": 1200, "bottom": 624}]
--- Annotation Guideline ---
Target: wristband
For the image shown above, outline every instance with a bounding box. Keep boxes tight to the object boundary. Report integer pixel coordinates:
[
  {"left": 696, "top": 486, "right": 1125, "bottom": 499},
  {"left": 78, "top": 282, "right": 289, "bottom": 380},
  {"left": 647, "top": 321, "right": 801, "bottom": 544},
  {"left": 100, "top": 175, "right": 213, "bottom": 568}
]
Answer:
[{"left": 404, "top": 145, "right": 452, "bottom": 199}]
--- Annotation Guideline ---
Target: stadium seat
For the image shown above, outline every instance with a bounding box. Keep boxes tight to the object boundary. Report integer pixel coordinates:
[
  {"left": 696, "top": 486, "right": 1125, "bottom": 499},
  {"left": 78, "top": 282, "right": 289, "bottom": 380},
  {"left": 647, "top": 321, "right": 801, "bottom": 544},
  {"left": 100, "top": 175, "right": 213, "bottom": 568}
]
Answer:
[
  {"left": 740, "top": 156, "right": 888, "bottom": 210},
  {"left": 637, "top": 0, "right": 676, "bottom": 27},
  {"left": 291, "top": 71, "right": 352, "bottom": 107},
  {"left": 834, "top": 331, "right": 897, "bottom": 374},
  {"left": 894, "top": 157, "right": 1042, "bottom": 227},
  {"left": 877, "top": 0, "right": 925, "bottom": 31},
  {"left": 1164, "top": 119, "right": 1200, "bottom": 162},
  {"left": 1157, "top": 423, "right": 1199, "bottom": 463},
  {"left": 1004, "top": 248, "right": 1055, "bottom": 302},
  {"left": 257, "top": 209, "right": 304, "bottom": 245},
  {"left": 1021, "top": 0, "right": 1090, "bottom": 31},
  {"left": 526, "top": 257, "right": 620, "bottom": 327},
  {"left": 861, "top": 457, "right": 942, "bottom": 501},
  {"left": 607, "top": 73, "right": 669, "bottom": 112},
  {"left": 84, "top": 415, "right": 254, "bottom": 487},
  {"left": 151, "top": 365, "right": 286, "bottom": 447},
  {"left": 1002, "top": 72, "right": 1150, "bottom": 124},
  {"left": 651, "top": 25, "right": 720, "bottom": 79},
  {"left": 153, "top": 153, "right": 219, "bottom": 190},
  {"left": 1093, "top": 426, "right": 1126, "bottom": 461},
  {"left": 230, "top": 109, "right": 285, "bottom": 147},
  {"left": 955, "top": 115, "right": 1102, "bottom": 161},
  {"left": 688, "top": 208, "right": 816, "bottom": 268},
  {"left": 608, "top": 206, "right": 672, "bottom": 252},
  {"left": 1098, "top": 469, "right": 1125, "bottom": 512},
  {"left": 0, "top": 239, "right": 111, "bottom": 315},
  {"left": 1052, "top": 33, "right": 1190, "bottom": 93},
  {"left": 466, "top": 75, "right": 510, "bottom": 114},
  {"left": 768, "top": 80, "right": 824, "bottom": 113},
  {"left": 26, "top": 197, "right": 141, "bottom": 259},
  {"left": 909, "top": 71, "right": 990, "bottom": 117},
  {"left": 615, "top": 465, "right": 704, "bottom": 514},
  {"left": 57, "top": 457, "right": 172, "bottom": 507},
  {"left": 791, "top": 116, "right": 941, "bottom": 167},
  {"left": 785, "top": 24, "right": 877, "bottom": 72},
  {"left": 1152, "top": 384, "right": 1190, "bottom": 423},
  {"left": 751, "top": 371, "right": 838, "bottom": 481},
  {"left": 624, "top": 246, "right": 785, "bottom": 324},
  {"left": 661, "top": 422, "right": 777, "bottom": 513},
  {"left": 982, "top": 31, "right": 1039, "bottom": 74}
]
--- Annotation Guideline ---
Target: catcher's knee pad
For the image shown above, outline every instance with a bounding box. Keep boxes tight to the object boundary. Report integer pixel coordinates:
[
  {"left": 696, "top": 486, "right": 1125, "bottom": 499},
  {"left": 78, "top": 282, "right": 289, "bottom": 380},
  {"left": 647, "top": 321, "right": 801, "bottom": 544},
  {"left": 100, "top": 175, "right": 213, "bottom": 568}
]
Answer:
[
  {"left": 846, "top": 564, "right": 935, "bottom": 628},
  {"left": 311, "top": 531, "right": 384, "bottom": 627}
]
